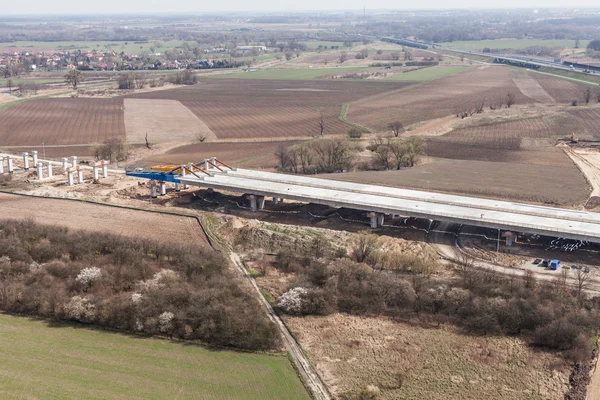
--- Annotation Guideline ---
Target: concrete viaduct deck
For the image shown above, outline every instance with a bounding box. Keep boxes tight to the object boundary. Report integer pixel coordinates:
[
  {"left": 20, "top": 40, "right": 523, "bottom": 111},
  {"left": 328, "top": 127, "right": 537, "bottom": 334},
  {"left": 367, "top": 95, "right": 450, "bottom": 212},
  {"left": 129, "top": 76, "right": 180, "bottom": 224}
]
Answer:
[{"left": 173, "top": 167, "right": 600, "bottom": 243}]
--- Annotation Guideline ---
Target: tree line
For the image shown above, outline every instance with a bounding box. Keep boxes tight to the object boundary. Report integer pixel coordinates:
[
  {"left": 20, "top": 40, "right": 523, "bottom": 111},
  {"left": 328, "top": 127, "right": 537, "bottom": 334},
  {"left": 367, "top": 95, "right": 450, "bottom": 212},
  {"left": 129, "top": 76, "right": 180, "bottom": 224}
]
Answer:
[
  {"left": 0, "top": 219, "right": 279, "bottom": 350},
  {"left": 256, "top": 231, "right": 600, "bottom": 363}
]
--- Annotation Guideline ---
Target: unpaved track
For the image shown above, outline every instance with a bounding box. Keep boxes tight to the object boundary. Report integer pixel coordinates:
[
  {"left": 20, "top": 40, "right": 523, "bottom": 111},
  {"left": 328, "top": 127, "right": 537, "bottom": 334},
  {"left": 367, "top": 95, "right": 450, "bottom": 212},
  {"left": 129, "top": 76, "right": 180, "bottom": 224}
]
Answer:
[
  {"left": 230, "top": 253, "right": 331, "bottom": 400},
  {"left": 428, "top": 222, "right": 600, "bottom": 294},
  {"left": 565, "top": 148, "right": 600, "bottom": 197}
]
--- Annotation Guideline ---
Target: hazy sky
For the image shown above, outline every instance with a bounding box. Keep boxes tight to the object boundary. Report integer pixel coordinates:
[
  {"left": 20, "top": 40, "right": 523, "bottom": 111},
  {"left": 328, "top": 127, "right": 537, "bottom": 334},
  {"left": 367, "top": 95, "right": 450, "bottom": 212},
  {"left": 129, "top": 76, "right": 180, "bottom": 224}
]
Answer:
[{"left": 5, "top": 0, "right": 598, "bottom": 15}]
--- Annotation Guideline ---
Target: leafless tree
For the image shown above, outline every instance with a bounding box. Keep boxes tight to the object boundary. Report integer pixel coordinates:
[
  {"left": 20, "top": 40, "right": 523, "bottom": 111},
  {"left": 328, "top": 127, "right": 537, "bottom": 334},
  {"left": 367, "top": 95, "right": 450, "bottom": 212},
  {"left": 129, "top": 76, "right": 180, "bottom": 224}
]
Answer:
[
  {"left": 388, "top": 121, "right": 404, "bottom": 137},
  {"left": 350, "top": 231, "right": 380, "bottom": 263},
  {"left": 404, "top": 49, "right": 412, "bottom": 61},
  {"left": 456, "top": 252, "right": 478, "bottom": 289},
  {"left": 195, "top": 133, "right": 207, "bottom": 143},
  {"left": 475, "top": 96, "right": 486, "bottom": 114},
  {"left": 523, "top": 269, "right": 536, "bottom": 289},
  {"left": 296, "top": 143, "right": 313, "bottom": 174},
  {"left": 391, "top": 51, "right": 401, "bottom": 61},
  {"left": 339, "top": 51, "right": 348, "bottom": 64},
  {"left": 134, "top": 74, "right": 147, "bottom": 89},
  {"left": 506, "top": 92, "right": 515, "bottom": 108},
  {"left": 7, "top": 79, "right": 12, "bottom": 93},
  {"left": 372, "top": 141, "right": 393, "bottom": 170},
  {"left": 145, "top": 133, "right": 151, "bottom": 149},
  {"left": 574, "top": 267, "right": 591, "bottom": 301},
  {"left": 275, "top": 144, "right": 292, "bottom": 171},
  {"left": 284, "top": 51, "right": 293, "bottom": 61},
  {"left": 584, "top": 87, "right": 592, "bottom": 105},
  {"left": 318, "top": 109, "right": 326, "bottom": 136}
]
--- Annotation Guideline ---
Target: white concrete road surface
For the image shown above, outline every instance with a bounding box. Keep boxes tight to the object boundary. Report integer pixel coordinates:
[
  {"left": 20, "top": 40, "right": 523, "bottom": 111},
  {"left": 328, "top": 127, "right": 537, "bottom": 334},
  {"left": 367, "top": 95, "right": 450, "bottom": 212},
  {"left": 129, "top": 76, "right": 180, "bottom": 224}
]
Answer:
[{"left": 178, "top": 168, "right": 600, "bottom": 243}]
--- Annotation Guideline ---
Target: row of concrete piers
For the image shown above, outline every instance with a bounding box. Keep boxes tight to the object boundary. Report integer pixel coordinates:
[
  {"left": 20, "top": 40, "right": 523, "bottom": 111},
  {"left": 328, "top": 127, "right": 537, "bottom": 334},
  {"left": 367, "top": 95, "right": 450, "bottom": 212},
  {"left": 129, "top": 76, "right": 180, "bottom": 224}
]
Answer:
[{"left": 0, "top": 152, "right": 110, "bottom": 185}]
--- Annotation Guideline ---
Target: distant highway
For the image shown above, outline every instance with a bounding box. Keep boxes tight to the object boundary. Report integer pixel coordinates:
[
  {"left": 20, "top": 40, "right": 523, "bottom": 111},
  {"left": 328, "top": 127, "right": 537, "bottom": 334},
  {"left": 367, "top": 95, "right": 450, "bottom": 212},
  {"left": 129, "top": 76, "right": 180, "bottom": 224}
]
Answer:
[{"left": 380, "top": 37, "right": 600, "bottom": 77}]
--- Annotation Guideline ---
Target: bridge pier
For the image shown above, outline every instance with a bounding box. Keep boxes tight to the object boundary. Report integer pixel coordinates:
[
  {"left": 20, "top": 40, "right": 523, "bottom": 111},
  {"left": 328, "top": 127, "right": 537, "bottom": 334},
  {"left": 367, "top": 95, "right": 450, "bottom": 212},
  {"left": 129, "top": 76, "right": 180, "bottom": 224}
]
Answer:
[
  {"left": 160, "top": 181, "right": 167, "bottom": 196},
  {"left": 77, "top": 169, "right": 84, "bottom": 184},
  {"left": 175, "top": 183, "right": 181, "bottom": 191},
  {"left": 62, "top": 158, "right": 69, "bottom": 171},
  {"left": 22, "top": 152, "right": 29, "bottom": 170},
  {"left": 272, "top": 196, "right": 278, "bottom": 205},
  {"left": 47, "top": 161, "right": 53, "bottom": 178},
  {"left": 7, "top": 156, "right": 13, "bottom": 174},
  {"left": 249, "top": 195, "right": 265, "bottom": 212},
  {"left": 0, "top": 157, "right": 3, "bottom": 174},
  {"left": 368, "top": 212, "right": 384, "bottom": 229},
  {"left": 150, "top": 181, "right": 157, "bottom": 198}
]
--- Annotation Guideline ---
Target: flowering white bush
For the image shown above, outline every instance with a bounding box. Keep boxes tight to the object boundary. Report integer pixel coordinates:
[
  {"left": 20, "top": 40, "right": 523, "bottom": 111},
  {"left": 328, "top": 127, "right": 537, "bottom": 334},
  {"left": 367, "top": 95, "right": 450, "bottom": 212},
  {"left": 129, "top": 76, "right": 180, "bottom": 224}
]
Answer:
[
  {"left": 64, "top": 296, "right": 96, "bottom": 323},
  {"left": 138, "top": 269, "right": 179, "bottom": 292},
  {"left": 75, "top": 267, "right": 102, "bottom": 287},
  {"left": 159, "top": 311, "right": 175, "bottom": 333},
  {"left": 277, "top": 287, "right": 309, "bottom": 315},
  {"left": 131, "top": 293, "right": 143, "bottom": 304}
]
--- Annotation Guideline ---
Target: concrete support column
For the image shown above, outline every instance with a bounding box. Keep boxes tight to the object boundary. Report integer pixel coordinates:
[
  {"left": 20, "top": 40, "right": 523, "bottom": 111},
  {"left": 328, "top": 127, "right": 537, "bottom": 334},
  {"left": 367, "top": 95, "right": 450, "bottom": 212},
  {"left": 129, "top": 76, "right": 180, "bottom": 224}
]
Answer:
[
  {"left": 249, "top": 195, "right": 257, "bottom": 212},
  {"left": 77, "top": 169, "right": 84, "bottom": 184},
  {"left": 102, "top": 164, "right": 108, "bottom": 179},
  {"left": 377, "top": 214, "right": 385, "bottom": 227},
  {"left": 175, "top": 183, "right": 181, "bottom": 191},
  {"left": 67, "top": 171, "right": 74, "bottom": 186},
  {"left": 71, "top": 156, "right": 77, "bottom": 168},
  {"left": 368, "top": 212, "right": 379, "bottom": 229},
  {"left": 210, "top": 157, "right": 217, "bottom": 170},
  {"left": 92, "top": 166, "right": 99, "bottom": 181},
  {"left": 31, "top": 151, "right": 38, "bottom": 167},
  {"left": 22, "top": 152, "right": 29, "bottom": 170},
  {"left": 257, "top": 196, "right": 265, "bottom": 210},
  {"left": 272, "top": 196, "right": 278, "bottom": 205},
  {"left": 0, "top": 157, "right": 4, "bottom": 174},
  {"left": 62, "top": 158, "right": 69, "bottom": 171},
  {"left": 180, "top": 164, "right": 186, "bottom": 177},
  {"left": 204, "top": 159, "right": 210, "bottom": 170},
  {"left": 7, "top": 156, "right": 13, "bottom": 174},
  {"left": 160, "top": 181, "right": 166, "bottom": 196},
  {"left": 36, "top": 163, "right": 43, "bottom": 180},
  {"left": 47, "top": 161, "right": 53, "bottom": 178},
  {"left": 150, "top": 181, "right": 157, "bottom": 198}
]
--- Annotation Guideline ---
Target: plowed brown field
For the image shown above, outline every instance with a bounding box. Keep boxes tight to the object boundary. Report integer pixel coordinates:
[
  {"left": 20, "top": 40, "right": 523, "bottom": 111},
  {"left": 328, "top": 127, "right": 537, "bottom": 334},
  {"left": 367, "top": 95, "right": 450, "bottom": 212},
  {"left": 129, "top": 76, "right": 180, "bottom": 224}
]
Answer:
[
  {"left": 137, "top": 140, "right": 303, "bottom": 170},
  {"left": 434, "top": 114, "right": 579, "bottom": 151},
  {"left": 346, "top": 66, "right": 536, "bottom": 131},
  {"left": 528, "top": 73, "right": 591, "bottom": 104},
  {"left": 0, "top": 98, "right": 125, "bottom": 146},
  {"left": 567, "top": 108, "right": 600, "bottom": 139},
  {"left": 323, "top": 158, "right": 590, "bottom": 205},
  {"left": 128, "top": 80, "right": 409, "bottom": 139}
]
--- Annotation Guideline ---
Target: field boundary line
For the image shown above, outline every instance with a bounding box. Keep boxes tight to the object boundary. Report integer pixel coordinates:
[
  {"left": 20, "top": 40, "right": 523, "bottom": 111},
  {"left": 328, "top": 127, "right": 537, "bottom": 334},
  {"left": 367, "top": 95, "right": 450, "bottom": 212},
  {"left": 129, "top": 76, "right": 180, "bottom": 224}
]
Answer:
[
  {"left": 0, "top": 189, "right": 221, "bottom": 250},
  {"left": 529, "top": 68, "right": 600, "bottom": 86}
]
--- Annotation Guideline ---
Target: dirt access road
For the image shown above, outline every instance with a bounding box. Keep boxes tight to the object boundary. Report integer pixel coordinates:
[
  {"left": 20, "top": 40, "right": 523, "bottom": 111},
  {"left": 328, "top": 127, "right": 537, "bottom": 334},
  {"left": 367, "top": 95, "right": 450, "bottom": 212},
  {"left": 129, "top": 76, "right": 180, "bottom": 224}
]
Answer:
[{"left": 565, "top": 148, "right": 600, "bottom": 198}]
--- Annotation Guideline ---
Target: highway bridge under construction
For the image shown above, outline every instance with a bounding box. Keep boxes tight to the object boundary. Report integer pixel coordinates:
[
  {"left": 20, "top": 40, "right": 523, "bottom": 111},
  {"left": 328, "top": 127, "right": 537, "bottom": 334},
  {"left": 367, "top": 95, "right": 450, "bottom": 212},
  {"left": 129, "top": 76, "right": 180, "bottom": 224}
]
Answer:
[{"left": 127, "top": 158, "right": 600, "bottom": 243}]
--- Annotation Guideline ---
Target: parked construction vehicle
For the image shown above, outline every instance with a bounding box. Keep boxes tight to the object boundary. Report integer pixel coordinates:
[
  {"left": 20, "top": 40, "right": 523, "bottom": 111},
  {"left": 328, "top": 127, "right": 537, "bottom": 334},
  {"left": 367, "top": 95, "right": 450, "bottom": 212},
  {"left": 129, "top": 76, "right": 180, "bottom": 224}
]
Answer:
[{"left": 571, "top": 132, "right": 579, "bottom": 143}]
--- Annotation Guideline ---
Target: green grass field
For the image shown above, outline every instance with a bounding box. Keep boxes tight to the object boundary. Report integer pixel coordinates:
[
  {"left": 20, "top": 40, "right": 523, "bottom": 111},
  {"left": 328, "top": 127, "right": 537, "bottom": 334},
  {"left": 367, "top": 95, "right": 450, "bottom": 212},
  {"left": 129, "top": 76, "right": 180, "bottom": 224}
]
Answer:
[
  {"left": 384, "top": 66, "right": 470, "bottom": 82},
  {"left": 0, "top": 314, "right": 309, "bottom": 400},
  {"left": 440, "top": 39, "right": 590, "bottom": 50},
  {"left": 301, "top": 41, "right": 350, "bottom": 49},
  {"left": 205, "top": 67, "right": 365, "bottom": 80}
]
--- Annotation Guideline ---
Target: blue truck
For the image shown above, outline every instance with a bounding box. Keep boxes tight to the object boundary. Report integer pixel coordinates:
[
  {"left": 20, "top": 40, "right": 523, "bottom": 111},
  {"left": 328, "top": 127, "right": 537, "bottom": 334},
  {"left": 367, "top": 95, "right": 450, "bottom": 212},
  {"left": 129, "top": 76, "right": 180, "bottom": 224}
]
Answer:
[{"left": 550, "top": 260, "right": 561, "bottom": 270}]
